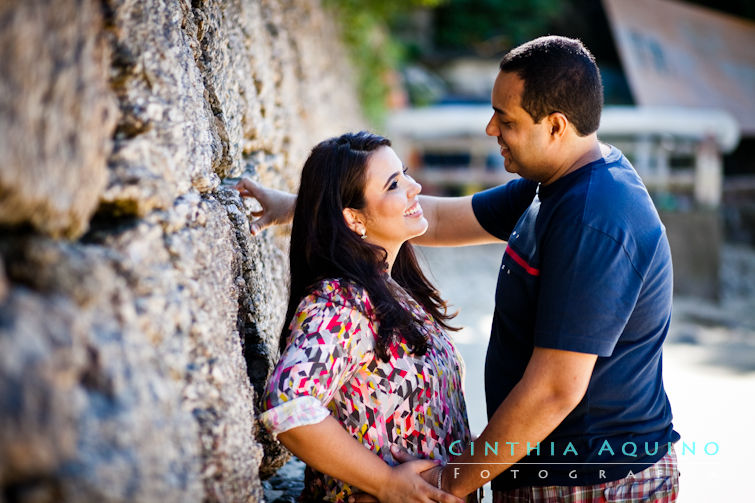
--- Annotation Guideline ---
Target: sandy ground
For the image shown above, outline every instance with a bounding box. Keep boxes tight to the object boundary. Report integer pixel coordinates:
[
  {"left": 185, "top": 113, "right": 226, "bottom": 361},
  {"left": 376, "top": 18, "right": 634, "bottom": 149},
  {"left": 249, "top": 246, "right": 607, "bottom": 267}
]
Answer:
[{"left": 417, "top": 243, "right": 755, "bottom": 503}]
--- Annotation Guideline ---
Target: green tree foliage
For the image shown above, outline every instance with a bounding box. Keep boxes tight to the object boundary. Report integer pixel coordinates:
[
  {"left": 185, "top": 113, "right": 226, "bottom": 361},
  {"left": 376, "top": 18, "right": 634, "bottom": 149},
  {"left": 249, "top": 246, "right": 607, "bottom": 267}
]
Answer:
[
  {"left": 432, "top": 0, "right": 565, "bottom": 54},
  {"left": 324, "top": 0, "right": 567, "bottom": 124},
  {"left": 324, "top": 0, "right": 444, "bottom": 126}
]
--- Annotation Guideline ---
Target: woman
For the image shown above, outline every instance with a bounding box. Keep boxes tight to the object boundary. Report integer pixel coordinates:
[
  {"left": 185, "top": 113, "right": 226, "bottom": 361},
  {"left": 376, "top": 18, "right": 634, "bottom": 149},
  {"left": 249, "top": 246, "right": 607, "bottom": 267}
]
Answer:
[{"left": 239, "top": 132, "right": 471, "bottom": 503}]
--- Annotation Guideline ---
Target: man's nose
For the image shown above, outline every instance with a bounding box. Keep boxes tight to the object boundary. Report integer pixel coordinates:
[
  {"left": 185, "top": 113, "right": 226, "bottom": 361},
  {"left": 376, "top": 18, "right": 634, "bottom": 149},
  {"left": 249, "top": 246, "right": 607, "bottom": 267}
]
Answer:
[{"left": 485, "top": 115, "right": 498, "bottom": 137}]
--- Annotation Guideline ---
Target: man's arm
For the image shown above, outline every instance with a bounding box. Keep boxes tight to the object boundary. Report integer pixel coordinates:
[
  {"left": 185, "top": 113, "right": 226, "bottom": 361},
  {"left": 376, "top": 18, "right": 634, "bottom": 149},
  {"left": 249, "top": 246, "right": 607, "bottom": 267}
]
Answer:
[
  {"left": 413, "top": 195, "right": 501, "bottom": 247},
  {"left": 234, "top": 178, "right": 500, "bottom": 247},
  {"left": 438, "top": 347, "right": 598, "bottom": 497}
]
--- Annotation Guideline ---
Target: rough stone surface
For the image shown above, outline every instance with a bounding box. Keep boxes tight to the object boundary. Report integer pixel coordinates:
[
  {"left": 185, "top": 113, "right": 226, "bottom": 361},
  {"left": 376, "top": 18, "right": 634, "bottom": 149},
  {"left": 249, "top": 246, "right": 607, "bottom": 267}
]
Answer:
[
  {"left": 0, "top": 0, "right": 363, "bottom": 501},
  {"left": 103, "top": 0, "right": 220, "bottom": 215},
  {"left": 0, "top": 0, "right": 117, "bottom": 238},
  {"left": 262, "top": 457, "right": 306, "bottom": 503}
]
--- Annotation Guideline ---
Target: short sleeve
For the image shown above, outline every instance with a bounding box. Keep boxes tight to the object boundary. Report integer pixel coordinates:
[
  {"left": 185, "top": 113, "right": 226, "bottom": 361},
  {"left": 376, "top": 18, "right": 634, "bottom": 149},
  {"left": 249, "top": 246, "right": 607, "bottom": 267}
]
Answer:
[
  {"left": 533, "top": 223, "right": 643, "bottom": 356},
  {"left": 259, "top": 296, "right": 375, "bottom": 437},
  {"left": 472, "top": 178, "right": 538, "bottom": 240}
]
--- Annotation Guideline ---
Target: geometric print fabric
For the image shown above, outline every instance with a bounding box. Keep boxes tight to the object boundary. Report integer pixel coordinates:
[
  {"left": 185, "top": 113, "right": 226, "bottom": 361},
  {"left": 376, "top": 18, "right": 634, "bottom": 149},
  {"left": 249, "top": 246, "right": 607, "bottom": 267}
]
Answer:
[{"left": 261, "top": 278, "right": 472, "bottom": 502}]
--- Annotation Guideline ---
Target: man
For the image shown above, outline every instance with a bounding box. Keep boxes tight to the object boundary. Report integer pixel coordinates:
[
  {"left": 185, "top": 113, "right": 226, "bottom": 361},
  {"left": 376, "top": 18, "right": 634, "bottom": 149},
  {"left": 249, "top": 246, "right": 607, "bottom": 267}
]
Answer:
[{"left": 239, "top": 36, "right": 680, "bottom": 503}]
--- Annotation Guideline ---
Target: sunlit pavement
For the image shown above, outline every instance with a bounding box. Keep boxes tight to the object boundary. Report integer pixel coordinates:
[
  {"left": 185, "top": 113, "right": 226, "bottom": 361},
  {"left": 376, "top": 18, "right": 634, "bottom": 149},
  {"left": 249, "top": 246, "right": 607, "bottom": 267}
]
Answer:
[{"left": 418, "top": 244, "right": 755, "bottom": 502}]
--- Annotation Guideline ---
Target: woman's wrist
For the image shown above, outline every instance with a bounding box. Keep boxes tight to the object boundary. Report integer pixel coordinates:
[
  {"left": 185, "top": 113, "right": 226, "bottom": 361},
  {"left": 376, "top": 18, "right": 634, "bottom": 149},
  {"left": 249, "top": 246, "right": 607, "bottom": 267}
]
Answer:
[{"left": 372, "top": 463, "right": 397, "bottom": 501}]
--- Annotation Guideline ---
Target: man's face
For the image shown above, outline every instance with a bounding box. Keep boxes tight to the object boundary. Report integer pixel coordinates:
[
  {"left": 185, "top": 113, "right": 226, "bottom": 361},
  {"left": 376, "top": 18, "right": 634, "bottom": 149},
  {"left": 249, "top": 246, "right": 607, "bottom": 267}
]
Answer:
[{"left": 485, "top": 71, "right": 554, "bottom": 182}]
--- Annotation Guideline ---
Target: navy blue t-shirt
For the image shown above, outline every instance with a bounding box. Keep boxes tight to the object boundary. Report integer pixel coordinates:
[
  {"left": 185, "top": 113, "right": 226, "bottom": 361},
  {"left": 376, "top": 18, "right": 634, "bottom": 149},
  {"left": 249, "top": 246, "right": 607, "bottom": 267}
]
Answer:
[{"left": 472, "top": 145, "right": 680, "bottom": 490}]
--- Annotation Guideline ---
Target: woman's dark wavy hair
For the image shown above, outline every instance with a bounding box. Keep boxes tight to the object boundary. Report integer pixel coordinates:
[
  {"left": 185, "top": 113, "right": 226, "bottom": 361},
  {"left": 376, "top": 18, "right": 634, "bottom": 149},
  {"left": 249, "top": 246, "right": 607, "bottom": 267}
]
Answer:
[{"left": 281, "top": 131, "right": 457, "bottom": 362}]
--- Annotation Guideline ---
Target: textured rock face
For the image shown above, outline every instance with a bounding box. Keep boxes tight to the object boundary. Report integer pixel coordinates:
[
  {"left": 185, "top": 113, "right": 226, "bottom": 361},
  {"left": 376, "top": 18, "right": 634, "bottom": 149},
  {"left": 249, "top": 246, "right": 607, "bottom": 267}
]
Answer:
[
  {"left": 0, "top": 0, "right": 363, "bottom": 501},
  {"left": 0, "top": 0, "right": 117, "bottom": 238}
]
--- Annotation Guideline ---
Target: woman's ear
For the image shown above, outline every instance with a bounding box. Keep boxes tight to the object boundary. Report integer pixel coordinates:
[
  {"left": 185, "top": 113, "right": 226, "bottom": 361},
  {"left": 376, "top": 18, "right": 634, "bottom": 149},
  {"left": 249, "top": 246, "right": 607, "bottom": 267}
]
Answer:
[{"left": 342, "top": 208, "right": 365, "bottom": 235}]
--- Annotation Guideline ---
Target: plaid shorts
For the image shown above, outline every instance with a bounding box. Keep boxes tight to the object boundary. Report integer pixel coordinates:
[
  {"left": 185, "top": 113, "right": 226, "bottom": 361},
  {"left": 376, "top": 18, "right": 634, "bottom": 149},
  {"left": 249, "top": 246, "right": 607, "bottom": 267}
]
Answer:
[{"left": 493, "top": 447, "right": 679, "bottom": 503}]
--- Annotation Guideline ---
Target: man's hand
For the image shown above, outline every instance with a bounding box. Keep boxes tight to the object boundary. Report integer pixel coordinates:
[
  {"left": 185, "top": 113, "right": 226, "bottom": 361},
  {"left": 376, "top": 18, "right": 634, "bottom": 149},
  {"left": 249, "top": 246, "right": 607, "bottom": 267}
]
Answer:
[{"left": 234, "top": 177, "right": 296, "bottom": 235}]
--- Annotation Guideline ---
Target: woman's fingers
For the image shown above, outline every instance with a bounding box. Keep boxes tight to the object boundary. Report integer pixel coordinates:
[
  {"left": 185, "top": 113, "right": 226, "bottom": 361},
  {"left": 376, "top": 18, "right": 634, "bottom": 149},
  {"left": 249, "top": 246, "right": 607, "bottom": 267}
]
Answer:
[
  {"left": 233, "top": 178, "right": 278, "bottom": 235},
  {"left": 391, "top": 444, "right": 421, "bottom": 463},
  {"left": 432, "top": 487, "right": 465, "bottom": 503},
  {"left": 405, "top": 458, "right": 440, "bottom": 473},
  {"left": 348, "top": 468, "right": 464, "bottom": 503},
  {"left": 377, "top": 462, "right": 464, "bottom": 503},
  {"left": 234, "top": 178, "right": 259, "bottom": 196},
  {"left": 233, "top": 177, "right": 296, "bottom": 234},
  {"left": 348, "top": 491, "right": 377, "bottom": 503}
]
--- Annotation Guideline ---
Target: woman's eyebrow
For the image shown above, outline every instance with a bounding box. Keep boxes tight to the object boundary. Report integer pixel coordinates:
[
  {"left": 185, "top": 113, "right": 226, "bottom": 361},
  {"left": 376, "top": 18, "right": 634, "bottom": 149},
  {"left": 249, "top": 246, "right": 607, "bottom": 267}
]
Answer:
[{"left": 382, "top": 171, "right": 400, "bottom": 189}]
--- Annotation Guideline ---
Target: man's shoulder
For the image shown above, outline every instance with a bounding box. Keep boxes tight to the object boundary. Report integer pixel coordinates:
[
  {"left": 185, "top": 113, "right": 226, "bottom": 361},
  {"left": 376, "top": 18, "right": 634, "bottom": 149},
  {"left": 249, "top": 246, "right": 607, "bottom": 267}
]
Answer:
[
  {"left": 584, "top": 150, "right": 658, "bottom": 225},
  {"left": 578, "top": 151, "right": 669, "bottom": 271},
  {"left": 544, "top": 148, "right": 665, "bottom": 248}
]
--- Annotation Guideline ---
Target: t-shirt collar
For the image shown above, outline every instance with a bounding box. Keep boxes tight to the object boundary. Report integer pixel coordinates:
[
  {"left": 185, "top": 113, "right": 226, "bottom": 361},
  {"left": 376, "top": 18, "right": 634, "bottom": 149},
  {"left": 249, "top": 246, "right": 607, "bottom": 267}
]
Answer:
[{"left": 538, "top": 144, "right": 618, "bottom": 199}]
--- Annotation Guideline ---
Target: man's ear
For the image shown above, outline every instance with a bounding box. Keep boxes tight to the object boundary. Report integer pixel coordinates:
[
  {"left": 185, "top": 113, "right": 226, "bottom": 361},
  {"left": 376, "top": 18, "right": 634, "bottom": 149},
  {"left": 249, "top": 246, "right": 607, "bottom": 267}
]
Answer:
[
  {"left": 342, "top": 207, "right": 364, "bottom": 235},
  {"left": 548, "top": 112, "right": 569, "bottom": 138}
]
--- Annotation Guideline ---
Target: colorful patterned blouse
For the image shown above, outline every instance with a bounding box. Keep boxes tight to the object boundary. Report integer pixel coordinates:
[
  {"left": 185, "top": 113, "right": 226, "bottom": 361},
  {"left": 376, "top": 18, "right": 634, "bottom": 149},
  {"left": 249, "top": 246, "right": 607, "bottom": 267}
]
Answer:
[{"left": 260, "top": 278, "right": 471, "bottom": 502}]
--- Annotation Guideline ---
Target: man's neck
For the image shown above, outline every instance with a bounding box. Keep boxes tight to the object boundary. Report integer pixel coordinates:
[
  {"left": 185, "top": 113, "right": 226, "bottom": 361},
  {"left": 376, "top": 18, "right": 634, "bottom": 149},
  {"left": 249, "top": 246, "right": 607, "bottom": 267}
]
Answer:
[{"left": 543, "top": 135, "right": 603, "bottom": 185}]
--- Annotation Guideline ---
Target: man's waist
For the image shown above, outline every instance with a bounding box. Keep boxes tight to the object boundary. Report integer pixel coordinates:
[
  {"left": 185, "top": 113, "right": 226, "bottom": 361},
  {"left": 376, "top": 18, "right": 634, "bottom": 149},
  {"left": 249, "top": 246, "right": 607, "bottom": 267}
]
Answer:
[
  {"left": 490, "top": 444, "right": 678, "bottom": 491},
  {"left": 492, "top": 451, "right": 668, "bottom": 490}
]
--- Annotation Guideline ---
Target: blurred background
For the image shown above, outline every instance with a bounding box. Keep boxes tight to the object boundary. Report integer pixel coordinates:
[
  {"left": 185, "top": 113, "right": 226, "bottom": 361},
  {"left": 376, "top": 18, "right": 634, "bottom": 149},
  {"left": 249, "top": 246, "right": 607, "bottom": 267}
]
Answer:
[{"left": 324, "top": 0, "right": 755, "bottom": 500}]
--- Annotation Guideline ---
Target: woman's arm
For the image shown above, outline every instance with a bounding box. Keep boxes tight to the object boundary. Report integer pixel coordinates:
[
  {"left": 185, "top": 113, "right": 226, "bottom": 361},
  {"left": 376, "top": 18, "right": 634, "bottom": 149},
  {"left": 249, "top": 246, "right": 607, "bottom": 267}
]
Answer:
[{"left": 278, "top": 416, "right": 462, "bottom": 503}]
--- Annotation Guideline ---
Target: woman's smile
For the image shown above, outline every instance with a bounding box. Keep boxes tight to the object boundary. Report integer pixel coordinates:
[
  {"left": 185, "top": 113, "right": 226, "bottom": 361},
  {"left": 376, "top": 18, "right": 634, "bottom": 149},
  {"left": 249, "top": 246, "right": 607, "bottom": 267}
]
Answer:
[{"left": 404, "top": 201, "right": 423, "bottom": 218}]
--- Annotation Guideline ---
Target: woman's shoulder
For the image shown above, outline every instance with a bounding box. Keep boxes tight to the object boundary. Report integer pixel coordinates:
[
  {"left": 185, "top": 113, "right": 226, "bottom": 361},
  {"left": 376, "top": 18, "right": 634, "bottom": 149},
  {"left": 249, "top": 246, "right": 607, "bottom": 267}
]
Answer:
[{"left": 304, "top": 278, "right": 374, "bottom": 318}]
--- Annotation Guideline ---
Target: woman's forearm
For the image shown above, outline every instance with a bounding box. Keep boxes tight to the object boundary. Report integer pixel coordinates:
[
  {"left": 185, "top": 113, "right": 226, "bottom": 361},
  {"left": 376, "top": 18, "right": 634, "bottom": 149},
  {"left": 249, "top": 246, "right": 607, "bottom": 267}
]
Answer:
[
  {"left": 277, "top": 416, "right": 393, "bottom": 497},
  {"left": 277, "top": 416, "right": 463, "bottom": 503}
]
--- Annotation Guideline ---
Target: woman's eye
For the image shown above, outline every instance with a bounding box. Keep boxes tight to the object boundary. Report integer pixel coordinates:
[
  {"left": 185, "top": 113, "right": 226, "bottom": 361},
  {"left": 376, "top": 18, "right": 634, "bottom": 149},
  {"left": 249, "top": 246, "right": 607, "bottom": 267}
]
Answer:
[{"left": 388, "top": 180, "right": 399, "bottom": 190}]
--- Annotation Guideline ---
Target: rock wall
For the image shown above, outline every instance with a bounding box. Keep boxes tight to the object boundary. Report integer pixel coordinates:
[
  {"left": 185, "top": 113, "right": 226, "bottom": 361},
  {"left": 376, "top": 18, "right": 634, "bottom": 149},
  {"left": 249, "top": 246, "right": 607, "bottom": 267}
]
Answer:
[{"left": 0, "top": 0, "right": 363, "bottom": 501}]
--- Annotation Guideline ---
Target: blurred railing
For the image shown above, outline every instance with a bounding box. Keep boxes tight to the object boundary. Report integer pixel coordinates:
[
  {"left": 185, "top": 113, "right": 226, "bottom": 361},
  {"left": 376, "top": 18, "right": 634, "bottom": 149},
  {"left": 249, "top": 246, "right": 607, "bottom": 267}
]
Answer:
[
  {"left": 387, "top": 105, "right": 742, "bottom": 299},
  {"left": 387, "top": 105, "right": 740, "bottom": 206}
]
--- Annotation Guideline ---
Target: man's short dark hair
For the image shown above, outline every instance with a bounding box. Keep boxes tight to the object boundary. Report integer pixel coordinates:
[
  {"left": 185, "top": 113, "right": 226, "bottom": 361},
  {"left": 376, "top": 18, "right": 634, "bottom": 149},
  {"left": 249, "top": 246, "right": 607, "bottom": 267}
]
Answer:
[{"left": 499, "top": 36, "right": 603, "bottom": 136}]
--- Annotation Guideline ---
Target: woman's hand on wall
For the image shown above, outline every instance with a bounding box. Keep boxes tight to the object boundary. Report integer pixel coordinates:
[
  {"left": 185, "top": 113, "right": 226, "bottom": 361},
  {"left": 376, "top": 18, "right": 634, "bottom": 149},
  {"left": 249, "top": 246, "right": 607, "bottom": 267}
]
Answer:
[{"left": 234, "top": 177, "right": 296, "bottom": 235}]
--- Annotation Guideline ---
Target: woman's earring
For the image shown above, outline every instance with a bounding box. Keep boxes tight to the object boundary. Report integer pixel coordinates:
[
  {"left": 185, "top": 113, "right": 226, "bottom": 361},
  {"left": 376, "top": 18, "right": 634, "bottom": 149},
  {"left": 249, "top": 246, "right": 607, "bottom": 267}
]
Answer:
[{"left": 360, "top": 229, "right": 367, "bottom": 240}]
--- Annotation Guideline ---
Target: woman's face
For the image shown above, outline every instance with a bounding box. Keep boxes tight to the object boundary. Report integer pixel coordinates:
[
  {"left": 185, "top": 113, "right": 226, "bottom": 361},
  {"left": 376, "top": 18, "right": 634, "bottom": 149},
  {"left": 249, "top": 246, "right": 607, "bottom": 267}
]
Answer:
[{"left": 351, "top": 146, "right": 427, "bottom": 254}]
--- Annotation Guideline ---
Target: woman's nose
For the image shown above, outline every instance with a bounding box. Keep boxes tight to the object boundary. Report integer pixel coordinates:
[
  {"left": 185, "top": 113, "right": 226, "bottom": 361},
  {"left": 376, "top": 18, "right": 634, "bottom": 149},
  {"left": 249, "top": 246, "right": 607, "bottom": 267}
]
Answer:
[{"left": 408, "top": 178, "right": 421, "bottom": 197}]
